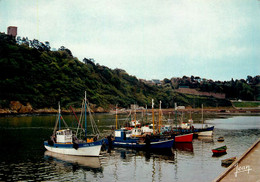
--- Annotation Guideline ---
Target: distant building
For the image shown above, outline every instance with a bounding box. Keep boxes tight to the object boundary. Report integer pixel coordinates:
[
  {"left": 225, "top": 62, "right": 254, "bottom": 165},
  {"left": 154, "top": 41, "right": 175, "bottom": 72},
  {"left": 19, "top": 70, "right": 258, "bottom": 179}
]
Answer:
[
  {"left": 145, "top": 80, "right": 154, "bottom": 85},
  {"left": 7, "top": 26, "right": 17, "bottom": 37},
  {"left": 152, "top": 79, "right": 161, "bottom": 84}
]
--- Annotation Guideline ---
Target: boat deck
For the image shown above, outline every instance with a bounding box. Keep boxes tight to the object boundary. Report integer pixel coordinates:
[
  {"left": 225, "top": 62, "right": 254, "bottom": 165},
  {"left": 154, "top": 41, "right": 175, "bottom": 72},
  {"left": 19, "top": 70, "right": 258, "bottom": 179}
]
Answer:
[{"left": 213, "top": 138, "right": 260, "bottom": 182}]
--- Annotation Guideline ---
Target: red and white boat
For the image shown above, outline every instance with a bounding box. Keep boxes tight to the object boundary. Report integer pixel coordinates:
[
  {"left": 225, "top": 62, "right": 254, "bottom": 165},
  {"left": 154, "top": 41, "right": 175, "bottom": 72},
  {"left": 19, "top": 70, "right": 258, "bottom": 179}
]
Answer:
[{"left": 175, "top": 133, "right": 193, "bottom": 142}]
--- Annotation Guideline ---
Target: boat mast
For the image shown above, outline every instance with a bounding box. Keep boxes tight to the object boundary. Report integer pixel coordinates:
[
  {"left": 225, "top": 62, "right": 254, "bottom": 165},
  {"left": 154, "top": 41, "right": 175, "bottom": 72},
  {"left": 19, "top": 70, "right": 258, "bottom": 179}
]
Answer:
[
  {"left": 85, "top": 91, "right": 87, "bottom": 139},
  {"left": 134, "top": 104, "right": 137, "bottom": 128},
  {"left": 152, "top": 99, "right": 155, "bottom": 134},
  {"left": 115, "top": 104, "right": 118, "bottom": 129},
  {"left": 201, "top": 104, "right": 204, "bottom": 129},
  {"left": 58, "top": 102, "right": 61, "bottom": 130},
  {"left": 141, "top": 107, "right": 144, "bottom": 125},
  {"left": 129, "top": 110, "right": 132, "bottom": 127},
  {"left": 159, "top": 100, "right": 162, "bottom": 133},
  {"left": 175, "top": 103, "right": 177, "bottom": 129},
  {"left": 145, "top": 104, "right": 147, "bottom": 123}
]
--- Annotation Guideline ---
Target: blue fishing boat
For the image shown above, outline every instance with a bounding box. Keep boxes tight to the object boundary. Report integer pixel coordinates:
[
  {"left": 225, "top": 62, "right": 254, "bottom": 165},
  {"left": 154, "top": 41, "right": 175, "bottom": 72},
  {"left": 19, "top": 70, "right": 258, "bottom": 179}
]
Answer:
[{"left": 112, "top": 129, "right": 174, "bottom": 149}]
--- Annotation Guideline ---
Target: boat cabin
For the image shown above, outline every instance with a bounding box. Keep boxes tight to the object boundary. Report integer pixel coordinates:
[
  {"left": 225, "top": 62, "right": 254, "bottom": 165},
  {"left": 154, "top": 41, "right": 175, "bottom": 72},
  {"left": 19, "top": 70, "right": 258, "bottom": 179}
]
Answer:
[
  {"left": 141, "top": 126, "right": 153, "bottom": 134},
  {"left": 131, "top": 128, "right": 142, "bottom": 137},
  {"left": 130, "top": 120, "right": 141, "bottom": 127},
  {"left": 56, "top": 129, "right": 73, "bottom": 143},
  {"left": 161, "top": 125, "right": 172, "bottom": 133},
  {"left": 181, "top": 122, "right": 192, "bottom": 129},
  {"left": 115, "top": 129, "right": 132, "bottom": 140}
]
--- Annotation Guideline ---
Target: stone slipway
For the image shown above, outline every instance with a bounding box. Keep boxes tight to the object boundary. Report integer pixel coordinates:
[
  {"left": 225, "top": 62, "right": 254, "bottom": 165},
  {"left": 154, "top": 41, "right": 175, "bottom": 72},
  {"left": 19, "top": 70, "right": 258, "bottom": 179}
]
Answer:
[{"left": 213, "top": 138, "right": 260, "bottom": 182}]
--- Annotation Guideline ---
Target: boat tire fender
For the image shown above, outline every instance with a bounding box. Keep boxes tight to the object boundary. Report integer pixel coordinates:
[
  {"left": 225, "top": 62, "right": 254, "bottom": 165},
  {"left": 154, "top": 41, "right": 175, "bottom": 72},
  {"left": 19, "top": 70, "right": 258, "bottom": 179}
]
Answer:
[
  {"left": 73, "top": 142, "right": 79, "bottom": 150},
  {"left": 145, "top": 135, "right": 151, "bottom": 148},
  {"left": 48, "top": 140, "right": 54, "bottom": 146}
]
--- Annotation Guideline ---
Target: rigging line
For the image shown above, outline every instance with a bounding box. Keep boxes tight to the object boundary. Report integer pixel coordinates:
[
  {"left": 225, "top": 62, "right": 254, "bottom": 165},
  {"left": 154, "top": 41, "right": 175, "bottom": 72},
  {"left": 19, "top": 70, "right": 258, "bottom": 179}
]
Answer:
[
  {"left": 123, "top": 110, "right": 132, "bottom": 126},
  {"left": 87, "top": 101, "right": 99, "bottom": 135},
  {"left": 77, "top": 100, "right": 85, "bottom": 137},
  {"left": 60, "top": 115, "right": 69, "bottom": 128},
  {"left": 93, "top": 114, "right": 100, "bottom": 136},
  {"left": 86, "top": 101, "right": 94, "bottom": 133},
  {"left": 53, "top": 113, "right": 59, "bottom": 135},
  {"left": 86, "top": 101, "right": 100, "bottom": 136},
  {"left": 92, "top": 116, "right": 100, "bottom": 137},
  {"left": 70, "top": 105, "right": 84, "bottom": 130},
  {"left": 76, "top": 100, "right": 82, "bottom": 136},
  {"left": 89, "top": 109, "right": 95, "bottom": 133},
  {"left": 91, "top": 113, "right": 99, "bottom": 134}
]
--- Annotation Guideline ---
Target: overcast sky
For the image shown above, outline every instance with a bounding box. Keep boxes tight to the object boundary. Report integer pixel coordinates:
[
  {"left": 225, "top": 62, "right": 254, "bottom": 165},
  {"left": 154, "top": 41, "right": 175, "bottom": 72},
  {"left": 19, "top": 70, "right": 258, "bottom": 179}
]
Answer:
[{"left": 1, "top": 0, "right": 259, "bottom": 81}]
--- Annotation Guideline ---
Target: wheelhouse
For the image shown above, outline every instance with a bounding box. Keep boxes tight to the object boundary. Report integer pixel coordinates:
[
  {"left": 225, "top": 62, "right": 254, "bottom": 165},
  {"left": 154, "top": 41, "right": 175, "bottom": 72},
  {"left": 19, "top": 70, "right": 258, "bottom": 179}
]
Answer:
[{"left": 56, "top": 129, "right": 72, "bottom": 143}]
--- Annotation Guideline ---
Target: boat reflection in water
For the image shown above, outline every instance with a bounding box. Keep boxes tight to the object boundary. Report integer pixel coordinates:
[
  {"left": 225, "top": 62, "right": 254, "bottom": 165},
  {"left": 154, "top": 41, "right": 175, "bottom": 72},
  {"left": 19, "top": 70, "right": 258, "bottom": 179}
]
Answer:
[
  {"left": 173, "top": 142, "right": 194, "bottom": 153},
  {"left": 44, "top": 151, "right": 102, "bottom": 173},
  {"left": 109, "top": 147, "right": 175, "bottom": 162},
  {"left": 197, "top": 136, "right": 214, "bottom": 143}
]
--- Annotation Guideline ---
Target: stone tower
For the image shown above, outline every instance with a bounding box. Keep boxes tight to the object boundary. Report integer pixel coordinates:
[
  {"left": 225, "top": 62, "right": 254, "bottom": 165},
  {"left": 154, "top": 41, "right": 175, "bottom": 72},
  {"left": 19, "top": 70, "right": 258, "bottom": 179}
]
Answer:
[{"left": 7, "top": 26, "right": 17, "bottom": 37}]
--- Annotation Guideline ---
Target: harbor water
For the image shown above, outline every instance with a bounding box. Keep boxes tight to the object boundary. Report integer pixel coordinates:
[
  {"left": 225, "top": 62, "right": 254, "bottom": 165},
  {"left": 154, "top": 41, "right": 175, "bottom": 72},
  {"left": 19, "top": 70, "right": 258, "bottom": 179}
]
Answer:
[{"left": 0, "top": 114, "right": 259, "bottom": 181}]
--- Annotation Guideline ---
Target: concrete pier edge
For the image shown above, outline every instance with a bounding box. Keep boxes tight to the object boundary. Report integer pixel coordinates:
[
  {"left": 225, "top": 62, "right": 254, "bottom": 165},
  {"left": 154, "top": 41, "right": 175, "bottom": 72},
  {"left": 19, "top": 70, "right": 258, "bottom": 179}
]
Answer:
[{"left": 213, "top": 137, "right": 260, "bottom": 182}]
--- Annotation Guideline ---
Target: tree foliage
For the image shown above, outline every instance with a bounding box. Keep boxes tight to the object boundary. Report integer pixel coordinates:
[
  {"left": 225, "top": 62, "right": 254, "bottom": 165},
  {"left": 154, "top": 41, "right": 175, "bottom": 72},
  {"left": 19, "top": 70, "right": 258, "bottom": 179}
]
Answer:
[{"left": 0, "top": 33, "right": 257, "bottom": 110}]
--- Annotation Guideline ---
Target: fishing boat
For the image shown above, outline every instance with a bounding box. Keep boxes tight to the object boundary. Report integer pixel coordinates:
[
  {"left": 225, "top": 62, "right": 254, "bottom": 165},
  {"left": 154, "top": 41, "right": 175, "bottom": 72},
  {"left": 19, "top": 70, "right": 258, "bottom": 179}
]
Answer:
[
  {"left": 212, "top": 145, "right": 227, "bottom": 155},
  {"left": 126, "top": 125, "right": 193, "bottom": 143},
  {"left": 197, "top": 129, "right": 214, "bottom": 136},
  {"left": 175, "top": 133, "right": 193, "bottom": 142},
  {"left": 112, "top": 129, "right": 174, "bottom": 149},
  {"left": 221, "top": 156, "right": 236, "bottom": 167},
  {"left": 196, "top": 104, "right": 214, "bottom": 136},
  {"left": 141, "top": 124, "right": 154, "bottom": 135},
  {"left": 113, "top": 100, "right": 174, "bottom": 149},
  {"left": 157, "top": 103, "right": 194, "bottom": 142},
  {"left": 172, "top": 104, "right": 214, "bottom": 136},
  {"left": 44, "top": 92, "right": 103, "bottom": 157}
]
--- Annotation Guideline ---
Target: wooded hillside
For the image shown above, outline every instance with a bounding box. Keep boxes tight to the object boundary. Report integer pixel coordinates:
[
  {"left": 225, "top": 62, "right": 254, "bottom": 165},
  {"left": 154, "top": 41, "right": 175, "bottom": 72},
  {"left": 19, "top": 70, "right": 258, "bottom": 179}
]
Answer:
[{"left": 1, "top": 33, "right": 257, "bottom": 111}]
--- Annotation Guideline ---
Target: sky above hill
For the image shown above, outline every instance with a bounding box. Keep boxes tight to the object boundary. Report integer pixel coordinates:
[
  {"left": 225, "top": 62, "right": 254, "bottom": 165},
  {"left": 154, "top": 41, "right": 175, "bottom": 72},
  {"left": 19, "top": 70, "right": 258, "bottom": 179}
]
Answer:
[{"left": 1, "top": 0, "right": 259, "bottom": 81}]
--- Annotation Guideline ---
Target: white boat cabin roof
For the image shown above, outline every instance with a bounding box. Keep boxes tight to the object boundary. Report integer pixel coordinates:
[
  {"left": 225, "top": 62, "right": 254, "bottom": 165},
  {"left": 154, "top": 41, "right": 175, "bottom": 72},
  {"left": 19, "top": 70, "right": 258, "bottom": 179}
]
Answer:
[{"left": 56, "top": 129, "right": 72, "bottom": 135}]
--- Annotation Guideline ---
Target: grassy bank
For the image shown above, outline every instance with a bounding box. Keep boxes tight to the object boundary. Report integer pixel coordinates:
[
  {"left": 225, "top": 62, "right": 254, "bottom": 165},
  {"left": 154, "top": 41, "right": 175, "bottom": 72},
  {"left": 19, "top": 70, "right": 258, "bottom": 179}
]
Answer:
[{"left": 232, "top": 101, "right": 260, "bottom": 108}]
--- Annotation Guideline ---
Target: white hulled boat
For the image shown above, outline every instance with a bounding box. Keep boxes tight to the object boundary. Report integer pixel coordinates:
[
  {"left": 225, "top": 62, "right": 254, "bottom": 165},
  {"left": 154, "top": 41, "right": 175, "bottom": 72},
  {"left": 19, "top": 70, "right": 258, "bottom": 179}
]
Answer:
[{"left": 44, "top": 92, "right": 103, "bottom": 156}]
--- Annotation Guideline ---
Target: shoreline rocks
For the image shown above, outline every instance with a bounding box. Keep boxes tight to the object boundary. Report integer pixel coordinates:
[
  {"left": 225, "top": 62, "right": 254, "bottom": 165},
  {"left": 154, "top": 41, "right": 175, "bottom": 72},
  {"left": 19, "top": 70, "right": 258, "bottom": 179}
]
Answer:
[
  {"left": 0, "top": 100, "right": 109, "bottom": 115},
  {"left": 0, "top": 101, "right": 259, "bottom": 116}
]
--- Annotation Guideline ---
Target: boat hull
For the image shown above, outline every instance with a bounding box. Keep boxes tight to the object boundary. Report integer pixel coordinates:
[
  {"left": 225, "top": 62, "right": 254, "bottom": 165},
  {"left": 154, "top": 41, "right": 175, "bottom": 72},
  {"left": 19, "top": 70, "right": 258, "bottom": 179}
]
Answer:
[
  {"left": 44, "top": 141, "right": 102, "bottom": 157},
  {"left": 212, "top": 149, "right": 227, "bottom": 154},
  {"left": 221, "top": 157, "right": 236, "bottom": 167},
  {"left": 197, "top": 130, "right": 213, "bottom": 136},
  {"left": 175, "top": 126, "right": 215, "bottom": 134},
  {"left": 212, "top": 145, "right": 227, "bottom": 155},
  {"left": 113, "top": 139, "right": 174, "bottom": 149},
  {"left": 175, "top": 133, "right": 193, "bottom": 142}
]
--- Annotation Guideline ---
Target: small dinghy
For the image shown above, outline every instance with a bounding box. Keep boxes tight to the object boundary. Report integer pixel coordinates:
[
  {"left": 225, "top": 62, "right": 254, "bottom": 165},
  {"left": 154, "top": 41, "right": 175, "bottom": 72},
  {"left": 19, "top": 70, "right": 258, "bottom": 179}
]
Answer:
[
  {"left": 217, "top": 136, "right": 224, "bottom": 142},
  {"left": 212, "top": 145, "right": 227, "bottom": 156},
  {"left": 221, "top": 157, "right": 236, "bottom": 167}
]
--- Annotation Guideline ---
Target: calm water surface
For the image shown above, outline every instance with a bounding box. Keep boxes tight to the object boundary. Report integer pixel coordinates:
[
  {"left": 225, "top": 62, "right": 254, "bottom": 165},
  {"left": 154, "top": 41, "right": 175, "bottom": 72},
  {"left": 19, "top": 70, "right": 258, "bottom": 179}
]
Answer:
[{"left": 0, "top": 114, "right": 259, "bottom": 181}]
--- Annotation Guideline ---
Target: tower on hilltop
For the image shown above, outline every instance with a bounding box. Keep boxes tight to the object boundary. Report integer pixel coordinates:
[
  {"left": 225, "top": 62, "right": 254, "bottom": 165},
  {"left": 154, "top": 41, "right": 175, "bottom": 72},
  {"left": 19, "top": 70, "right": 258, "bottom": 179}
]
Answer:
[{"left": 7, "top": 26, "right": 17, "bottom": 37}]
